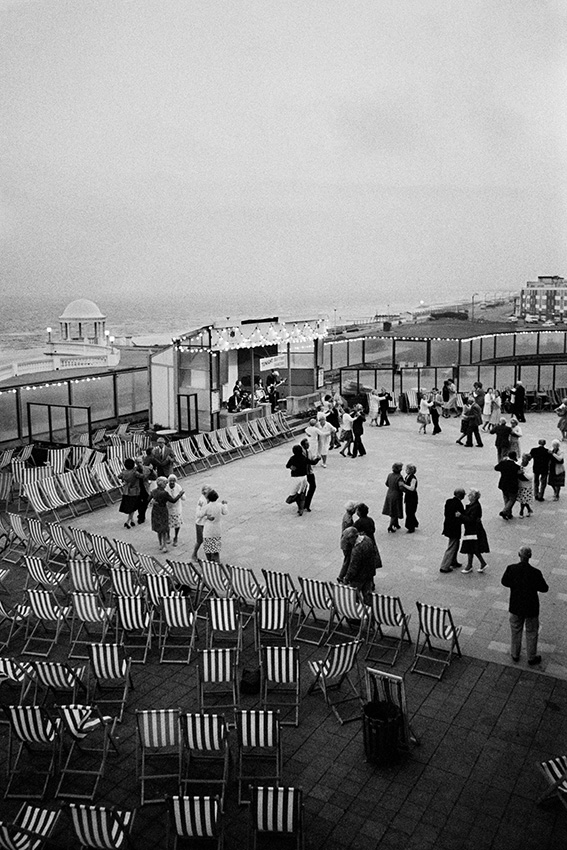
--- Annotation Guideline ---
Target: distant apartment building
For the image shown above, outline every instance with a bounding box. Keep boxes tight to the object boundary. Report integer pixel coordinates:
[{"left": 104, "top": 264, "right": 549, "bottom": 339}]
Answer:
[{"left": 520, "top": 275, "right": 567, "bottom": 319}]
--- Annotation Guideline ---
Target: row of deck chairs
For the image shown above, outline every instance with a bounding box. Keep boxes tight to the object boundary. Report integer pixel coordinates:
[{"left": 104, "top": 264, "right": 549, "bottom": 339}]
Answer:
[{"left": 16, "top": 462, "right": 124, "bottom": 522}]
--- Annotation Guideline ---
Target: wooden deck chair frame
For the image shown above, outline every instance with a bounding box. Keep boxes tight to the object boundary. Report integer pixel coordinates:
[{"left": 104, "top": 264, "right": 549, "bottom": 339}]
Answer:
[
  {"left": 197, "top": 649, "right": 240, "bottom": 723},
  {"left": 227, "top": 425, "right": 255, "bottom": 457},
  {"left": 88, "top": 643, "right": 134, "bottom": 724},
  {"left": 326, "top": 584, "right": 369, "bottom": 645},
  {"left": 254, "top": 598, "right": 291, "bottom": 652},
  {"left": 238, "top": 423, "right": 264, "bottom": 453},
  {"left": 228, "top": 565, "right": 266, "bottom": 630},
  {"left": 193, "top": 434, "right": 220, "bottom": 468},
  {"left": 294, "top": 577, "right": 332, "bottom": 645},
  {"left": 167, "top": 795, "right": 224, "bottom": 850},
  {"left": 4, "top": 705, "right": 61, "bottom": 800},
  {"left": 0, "top": 802, "right": 60, "bottom": 850},
  {"left": 410, "top": 602, "right": 462, "bottom": 680},
  {"left": 217, "top": 427, "right": 245, "bottom": 460},
  {"left": 159, "top": 595, "right": 197, "bottom": 665},
  {"left": 74, "top": 467, "right": 112, "bottom": 508},
  {"left": 115, "top": 596, "right": 153, "bottom": 664},
  {"left": 364, "top": 667, "right": 420, "bottom": 751},
  {"left": 56, "top": 704, "right": 119, "bottom": 801},
  {"left": 32, "top": 660, "right": 87, "bottom": 706},
  {"left": 307, "top": 639, "right": 363, "bottom": 725},
  {"left": 136, "top": 708, "right": 183, "bottom": 805},
  {"left": 364, "top": 593, "right": 412, "bottom": 667},
  {"left": 206, "top": 598, "right": 243, "bottom": 660},
  {"left": 537, "top": 755, "right": 567, "bottom": 808},
  {"left": 248, "top": 786, "right": 304, "bottom": 850},
  {"left": 260, "top": 645, "right": 300, "bottom": 727},
  {"left": 70, "top": 593, "right": 115, "bottom": 659},
  {"left": 167, "top": 559, "right": 204, "bottom": 611},
  {"left": 22, "top": 590, "right": 71, "bottom": 657},
  {"left": 180, "top": 713, "right": 230, "bottom": 812},
  {"left": 3, "top": 513, "right": 30, "bottom": 565},
  {"left": 199, "top": 560, "right": 231, "bottom": 601},
  {"left": 180, "top": 438, "right": 210, "bottom": 472},
  {"left": 236, "top": 710, "right": 282, "bottom": 805},
  {"left": 67, "top": 803, "right": 136, "bottom": 850},
  {"left": 261, "top": 569, "right": 300, "bottom": 620},
  {"left": 0, "top": 601, "right": 31, "bottom": 652}
]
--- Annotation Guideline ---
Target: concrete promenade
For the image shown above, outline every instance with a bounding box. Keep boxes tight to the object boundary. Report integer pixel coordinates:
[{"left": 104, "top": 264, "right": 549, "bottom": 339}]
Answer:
[{"left": 1, "top": 410, "right": 566, "bottom": 848}]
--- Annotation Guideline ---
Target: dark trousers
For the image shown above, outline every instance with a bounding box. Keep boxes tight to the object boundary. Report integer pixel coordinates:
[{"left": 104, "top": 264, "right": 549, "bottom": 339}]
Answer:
[
  {"left": 352, "top": 434, "right": 366, "bottom": 457},
  {"left": 534, "top": 471, "right": 548, "bottom": 500},
  {"left": 501, "top": 488, "right": 517, "bottom": 517},
  {"left": 431, "top": 408, "right": 441, "bottom": 434},
  {"left": 305, "top": 474, "right": 316, "bottom": 510},
  {"left": 465, "top": 425, "right": 483, "bottom": 447},
  {"left": 378, "top": 409, "right": 390, "bottom": 426},
  {"left": 137, "top": 488, "right": 149, "bottom": 522}
]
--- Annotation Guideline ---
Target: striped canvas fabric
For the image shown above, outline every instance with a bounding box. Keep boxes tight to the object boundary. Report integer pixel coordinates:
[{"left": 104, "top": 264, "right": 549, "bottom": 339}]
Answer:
[
  {"left": 145, "top": 573, "right": 175, "bottom": 606},
  {"left": 0, "top": 658, "right": 34, "bottom": 689},
  {"left": 33, "top": 661, "right": 86, "bottom": 694},
  {"left": 171, "top": 795, "right": 220, "bottom": 839},
  {"left": 0, "top": 804, "right": 59, "bottom": 850},
  {"left": 162, "top": 596, "right": 194, "bottom": 629},
  {"left": 71, "top": 592, "right": 114, "bottom": 625},
  {"left": 298, "top": 577, "right": 332, "bottom": 613},
  {"left": 110, "top": 568, "right": 142, "bottom": 599},
  {"left": 237, "top": 710, "right": 279, "bottom": 748},
  {"left": 200, "top": 649, "right": 236, "bottom": 683},
  {"left": 167, "top": 560, "right": 201, "bottom": 593},
  {"left": 208, "top": 598, "right": 238, "bottom": 633},
  {"left": 540, "top": 756, "right": 567, "bottom": 797},
  {"left": 46, "top": 448, "right": 70, "bottom": 474},
  {"left": 229, "top": 566, "right": 265, "bottom": 604},
  {"left": 6, "top": 705, "right": 59, "bottom": 744},
  {"left": 46, "top": 522, "right": 76, "bottom": 557},
  {"left": 308, "top": 640, "right": 361, "bottom": 680},
  {"left": 22, "top": 481, "right": 51, "bottom": 515},
  {"left": 69, "top": 804, "right": 134, "bottom": 850},
  {"left": 116, "top": 596, "right": 151, "bottom": 631},
  {"left": 251, "top": 786, "right": 302, "bottom": 834},
  {"left": 329, "top": 584, "right": 367, "bottom": 620},
  {"left": 38, "top": 478, "right": 69, "bottom": 512},
  {"left": 112, "top": 539, "right": 140, "bottom": 572},
  {"left": 67, "top": 527, "right": 95, "bottom": 559},
  {"left": 26, "top": 517, "right": 49, "bottom": 554},
  {"left": 27, "top": 589, "right": 70, "bottom": 622},
  {"left": 200, "top": 562, "right": 230, "bottom": 598},
  {"left": 370, "top": 593, "right": 405, "bottom": 627},
  {"left": 417, "top": 603, "right": 457, "bottom": 641},
  {"left": 90, "top": 534, "right": 120, "bottom": 569},
  {"left": 261, "top": 569, "right": 298, "bottom": 604},
  {"left": 182, "top": 713, "right": 226, "bottom": 751},
  {"left": 89, "top": 644, "right": 129, "bottom": 681},
  {"left": 262, "top": 646, "right": 299, "bottom": 685},
  {"left": 137, "top": 709, "right": 180, "bottom": 748},
  {"left": 256, "top": 598, "right": 289, "bottom": 633},
  {"left": 58, "top": 704, "right": 103, "bottom": 740},
  {"left": 24, "top": 556, "right": 66, "bottom": 593},
  {"left": 69, "top": 561, "right": 101, "bottom": 595}
]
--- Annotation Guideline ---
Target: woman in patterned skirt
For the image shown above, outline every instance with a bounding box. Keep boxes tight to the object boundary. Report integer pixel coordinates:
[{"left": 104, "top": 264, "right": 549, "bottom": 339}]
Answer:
[
  {"left": 149, "top": 476, "right": 185, "bottom": 553},
  {"left": 199, "top": 489, "right": 228, "bottom": 562}
]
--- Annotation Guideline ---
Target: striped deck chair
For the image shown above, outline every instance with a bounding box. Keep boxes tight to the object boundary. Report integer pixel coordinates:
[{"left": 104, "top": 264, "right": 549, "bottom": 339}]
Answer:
[
  {"left": 159, "top": 596, "right": 197, "bottom": 665},
  {"left": 91, "top": 464, "right": 121, "bottom": 503},
  {"left": 67, "top": 527, "right": 96, "bottom": 560},
  {"left": 45, "top": 522, "right": 77, "bottom": 564},
  {"left": 294, "top": 577, "right": 332, "bottom": 645},
  {"left": 26, "top": 517, "right": 51, "bottom": 561},
  {"left": 0, "top": 563, "right": 9, "bottom": 596},
  {"left": 145, "top": 572, "right": 177, "bottom": 639},
  {"left": 263, "top": 415, "right": 287, "bottom": 445},
  {"left": 326, "top": 584, "right": 369, "bottom": 644},
  {"left": 106, "top": 441, "right": 125, "bottom": 463},
  {"left": 24, "top": 556, "right": 67, "bottom": 598},
  {"left": 364, "top": 667, "right": 419, "bottom": 751},
  {"left": 138, "top": 552, "right": 172, "bottom": 578},
  {"left": 56, "top": 704, "right": 119, "bottom": 801},
  {"left": 115, "top": 596, "right": 153, "bottom": 664},
  {"left": 71, "top": 444, "right": 86, "bottom": 468},
  {"left": 92, "top": 428, "right": 108, "bottom": 447},
  {"left": 247, "top": 419, "right": 271, "bottom": 448},
  {"left": 197, "top": 648, "right": 239, "bottom": 722},
  {"left": 411, "top": 602, "right": 462, "bottom": 680},
  {"left": 136, "top": 708, "right": 182, "bottom": 805},
  {"left": 365, "top": 593, "right": 412, "bottom": 667},
  {"left": 403, "top": 389, "right": 419, "bottom": 412},
  {"left": 180, "top": 438, "right": 209, "bottom": 472},
  {"left": 0, "top": 601, "right": 31, "bottom": 652},
  {"left": 260, "top": 646, "right": 300, "bottom": 727},
  {"left": 167, "top": 559, "right": 203, "bottom": 610},
  {"left": 199, "top": 560, "right": 231, "bottom": 601},
  {"left": 307, "top": 639, "right": 363, "bottom": 724},
  {"left": 3, "top": 513, "right": 30, "bottom": 565},
  {"left": 16, "top": 445, "right": 35, "bottom": 464},
  {"left": 236, "top": 423, "right": 263, "bottom": 454},
  {"left": 67, "top": 804, "right": 136, "bottom": 850},
  {"left": 23, "top": 590, "right": 71, "bottom": 657},
  {"left": 228, "top": 565, "right": 266, "bottom": 629},
  {"left": 74, "top": 467, "right": 111, "bottom": 509},
  {"left": 4, "top": 706, "right": 61, "bottom": 800},
  {"left": 79, "top": 447, "right": 95, "bottom": 467},
  {"left": 58, "top": 472, "right": 92, "bottom": 515},
  {"left": 32, "top": 661, "right": 87, "bottom": 706},
  {"left": 193, "top": 433, "right": 221, "bottom": 468},
  {"left": 112, "top": 539, "right": 140, "bottom": 573},
  {"left": 70, "top": 593, "right": 115, "bottom": 659},
  {"left": 38, "top": 477, "right": 75, "bottom": 522},
  {"left": 78, "top": 431, "right": 91, "bottom": 446},
  {"left": 89, "top": 643, "right": 133, "bottom": 724},
  {"left": 69, "top": 560, "right": 107, "bottom": 596},
  {"left": 236, "top": 710, "right": 282, "bottom": 805},
  {"left": 180, "top": 714, "right": 229, "bottom": 812},
  {"left": 90, "top": 534, "right": 121, "bottom": 571},
  {"left": 167, "top": 795, "right": 223, "bottom": 850},
  {"left": 0, "top": 659, "right": 36, "bottom": 709},
  {"left": 0, "top": 448, "right": 14, "bottom": 470},
  {"left": 537, "top": 755, "right": 567, "bottom": 808},
  {"left": 205, "top": 431, "right": 230, "bottom": 465},
  {"left": 217, "top": 427, "right": 244, "bottom": 460},
  {"left": 109, "top": 568, "right": 143, "bottom": 601},
  {"left": 170, "top": 441, "right": 191, "bottom": 476},
  {"left": 275, "top": 411, "right": 294, "bottom": 439},
  {"left": 228, "top": 425, "right": 255, "bottom": 457},
  {"left": 106, "top": 456, "right": 127, "bottom": 485},
  {"left": 22, "top": 481, "right": 51, "bottom": 519},
  {"left": 115, "top": 423, "right": 130, "bottom": 438},
  {"left": 255, "top": 417, "right": 279, "bottom": 448},
  {"left": 254, "top": 598, "right": 291, "bottom": 652},
  {"left": 0, "top": 472, "right": 12, "bottom": 512},
  {"left": 46, "top": 448, "right": 70, "bottom": 474},
  {"left": 0, "top": 803, "right": 60, "bottom": 850},
  {"left": 248, "top": 786, "right": 304, "bottom": 850},
  {"left": 206, "top": 598, "right": 242, "bottom": 659}
]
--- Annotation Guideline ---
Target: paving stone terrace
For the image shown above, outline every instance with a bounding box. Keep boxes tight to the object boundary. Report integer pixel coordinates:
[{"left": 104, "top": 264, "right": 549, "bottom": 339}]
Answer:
[{"left": 1, "top": 410, "right": 567, "bottom": 848}]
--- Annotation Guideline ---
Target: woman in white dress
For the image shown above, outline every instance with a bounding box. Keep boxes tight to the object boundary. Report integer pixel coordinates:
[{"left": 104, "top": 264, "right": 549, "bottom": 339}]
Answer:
[
  {"left": 489, "top": 390, "right": 502, "bottom": 429},
  {"left": 166, "top": 474, "right": 186, "bottom": 546},
  {"left": 315, "top": 413, "right": 336, "bottom": 467},
  {"left": 509, "top": 417, "right": 522, "bottom": 458},
  {"left": 482, "top": 389, "right": 494, "bottom": 431},
  {"left": 417, "top": 394, "right": 433, "bottom": 435}
]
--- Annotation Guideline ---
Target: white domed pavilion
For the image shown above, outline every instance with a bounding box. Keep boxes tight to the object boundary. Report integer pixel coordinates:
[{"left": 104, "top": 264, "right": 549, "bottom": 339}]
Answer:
[{"left": 58, "top": 298, "right": 107, "bottom": 344}]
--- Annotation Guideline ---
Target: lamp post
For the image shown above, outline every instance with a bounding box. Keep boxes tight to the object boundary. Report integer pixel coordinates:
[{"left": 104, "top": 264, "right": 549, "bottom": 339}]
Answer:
[
  {"left": 333, "top": 308, "right": 337, "bottom": 336},
  {"left": 471, "top": 293, "right": 479, "bottom": 322},
  {"left": 46, "top": 327, "right": 52, "bottom": 344}
]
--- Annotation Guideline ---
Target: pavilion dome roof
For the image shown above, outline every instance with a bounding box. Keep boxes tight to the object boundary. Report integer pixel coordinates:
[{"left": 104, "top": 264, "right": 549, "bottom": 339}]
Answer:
[{"left": 59, "top": 299, "right": 106, "bottom": 320}]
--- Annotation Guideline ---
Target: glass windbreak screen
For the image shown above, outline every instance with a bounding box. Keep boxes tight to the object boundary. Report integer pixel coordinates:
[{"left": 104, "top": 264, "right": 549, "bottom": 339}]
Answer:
[
  {"left": 553, "top": 364, "right": 567, "bottom": 389},
  {"left": 358, "top": 371, "right": 376, "bottom": 392},
  {"left": 331, "top": 342, "right": 348, "bottom": 370},
  {"left": 401, "top": 370, "right": 419, "bottom": 391},
  {"left": 539, "top": 332, "right": 565, "bottom": 355},
  {"left": 519, "top": 365, "right": 538, "bottom": 391},
  {"left": 395, "top": 340, "right": 427, "bottom": 367},
  {"left": 0, "top": 391, "right": 19, "bottom": 443},
  {"left": 348, "top": 339, "right": 363, "bottom": 366},
  {"left": 340, "top": 370, "right": 358, "bottom": 395},
  {"left": 479, "top": 367, "right": 496, "bottom": 390},
  {"left": 430, "top": 339, "right": 459, "bottom": 367},
  {"left": 418, "top": 368, "right": 435, "bottom": 390},
  {"left": 480, "top": 336, "right": 495, "bottom": 360},
  {"left": 538, "top": 365, "right": 554, "bottom": 391},
  {"left": 458, "top": 367, "right": 479, "bottom": 392},
  {"left": 471, "top": 338, "right": 482, "bottom": 363},
  {"left": 495, "top": 365, "right": 515, "bottom": 391},
  {"left": 495, "top": 334, "right": 514, "bottom": 359},
  {"left": 515, "top": 333, "right": 538, "bottom": 358},
  {"left": 72, "top": 376, "right": 115, "bottom": 422},
  {"left": 363, "top": 337, "right": 394, "bottom": 365}
]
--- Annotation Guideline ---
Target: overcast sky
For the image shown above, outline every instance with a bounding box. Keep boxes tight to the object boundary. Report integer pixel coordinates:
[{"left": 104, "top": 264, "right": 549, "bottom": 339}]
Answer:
[{"left": 1, "top": 0, "right": 566, "bottom": 316}]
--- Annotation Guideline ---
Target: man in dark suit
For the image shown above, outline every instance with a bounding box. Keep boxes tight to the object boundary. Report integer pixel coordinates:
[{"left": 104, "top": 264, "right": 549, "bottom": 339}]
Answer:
[
  {"left": 501, "top": 546, "right": 548, "bottom": 664},
  {"left": 495, "top": 451, "right": 521, "bottom": 519},
  {"left": 152, "top": 437, "right": 175, "bottom": 478},
  {"left": 351, "top": 405, "right": 366, "bottom": 457},
  {"left": 464, "top": 400, "right": 483, "bottom": 447},
  {"left": 493, "top": 418, "right": 512, "bottom": 462},
  {"left": 530, "top": 439, "right": 551, "bottom": 501},
  {"left": 439, "top": 488, "right": 465, "bottom": 573},
  {"left": 377, "top": 389, "right": 391, "bottom": 427},
  {"left": 511, "top": 380, "right": 526, "bottom": 422}
]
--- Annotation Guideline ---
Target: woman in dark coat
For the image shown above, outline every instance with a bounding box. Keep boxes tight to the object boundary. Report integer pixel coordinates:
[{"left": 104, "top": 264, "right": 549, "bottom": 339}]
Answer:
[
  {"left": 382, "top": 462, "right": 404, "bottom": 533},
  {"left": 118, "top": 457, "right": 144, "bottom": 529},
  {"left": 459, "top": 489, "right": 489, "bottom": 574},
  {"left": 401, "top": 464, "right": 419, "bottom": 533}
]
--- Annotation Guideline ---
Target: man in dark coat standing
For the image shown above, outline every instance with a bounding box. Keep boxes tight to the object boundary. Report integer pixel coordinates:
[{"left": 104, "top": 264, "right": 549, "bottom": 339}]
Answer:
[
  {"left": 493, "top": 418, "right": 512, "bottom": 462},
  {"left": 439, "top": 488, "right": 466, "bottom": 573},
  {"left": 351, "top": 405, "right": 366, "bottom": 458},
  {"left": 464, "top": 399, "right": 483, "bottom": 447},
  {"left": 530, "top": 439, "right": 551, "bottom": 501},
  {"left": 152, "top": 437, "right": 175, "bottom": 478},
  {"left": 511, "top": 380, "right": 526, "bottom": 422},
  {"left": 344, "top": 529, "right": 382, "bottom": 602},
  {"left": 501, "top": 546, "right": 548, "bottom": 664},
  {"left": 495, "top": 451, "right": 520, "bottom": 519},
  {"left": 300, "top": 438, "right": 319, "bottom": 512},
  {"left": 377, "top": 389, "right": 391, "bottom": 427}
]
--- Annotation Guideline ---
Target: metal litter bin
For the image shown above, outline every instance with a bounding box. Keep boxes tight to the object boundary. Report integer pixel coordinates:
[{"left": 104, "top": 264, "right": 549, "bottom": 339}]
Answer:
[{"left": 362, "top": 700, "right": 401, "bottom": 766}]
